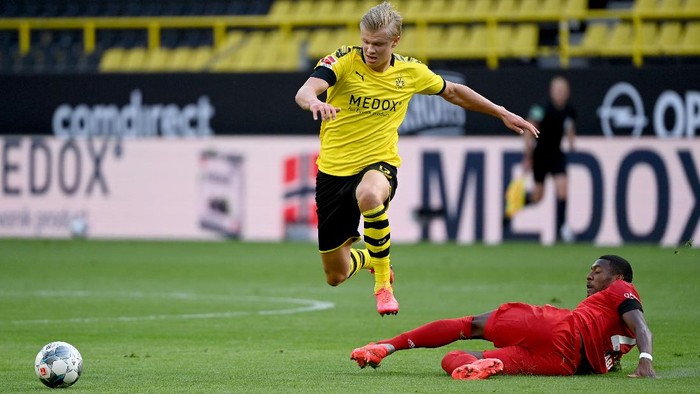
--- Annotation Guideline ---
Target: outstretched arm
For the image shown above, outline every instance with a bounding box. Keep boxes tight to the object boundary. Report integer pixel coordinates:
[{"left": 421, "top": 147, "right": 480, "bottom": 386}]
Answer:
[
  {"left": 439, "top": 81, "right": 539, "bottom": 138},
  {"left": 622, "top": 309, "right": 657, "bottom": 378},
  {"left": 295, "top": 77, "right": 341, "bottom": 121}
]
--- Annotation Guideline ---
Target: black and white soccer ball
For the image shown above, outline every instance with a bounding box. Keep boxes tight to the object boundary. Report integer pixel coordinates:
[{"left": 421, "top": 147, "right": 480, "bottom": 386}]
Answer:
[{"left": 34, "top": 341, "right": 83, "bottom": 388}]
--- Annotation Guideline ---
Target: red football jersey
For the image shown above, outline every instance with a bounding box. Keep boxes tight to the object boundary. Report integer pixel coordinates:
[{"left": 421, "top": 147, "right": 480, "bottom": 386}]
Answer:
[{"left": 573, "top": 279, "right": 642, "bottom": 373}]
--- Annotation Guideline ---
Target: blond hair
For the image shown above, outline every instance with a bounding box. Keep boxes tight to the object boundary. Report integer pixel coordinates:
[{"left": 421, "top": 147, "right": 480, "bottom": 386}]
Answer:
[{"left": 360, "top": 2, "right": 402, "bottom": 39}]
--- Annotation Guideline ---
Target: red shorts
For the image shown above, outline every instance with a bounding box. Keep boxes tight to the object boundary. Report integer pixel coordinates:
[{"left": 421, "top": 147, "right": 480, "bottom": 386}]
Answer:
[{"left": 482, "top": 302, "right": 581, "bottom": 375}]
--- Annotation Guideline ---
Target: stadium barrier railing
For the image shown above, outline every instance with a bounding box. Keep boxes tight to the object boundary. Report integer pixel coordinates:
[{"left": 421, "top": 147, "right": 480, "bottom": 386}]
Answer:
[{"left": 0, "top": 6, "right": 698, "bottom": 70}]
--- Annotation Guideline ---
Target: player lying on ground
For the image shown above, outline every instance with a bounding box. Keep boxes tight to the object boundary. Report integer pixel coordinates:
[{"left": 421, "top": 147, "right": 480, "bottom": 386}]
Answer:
[{"left": 351, "top": 255, "right": 656, "bottom": 380}]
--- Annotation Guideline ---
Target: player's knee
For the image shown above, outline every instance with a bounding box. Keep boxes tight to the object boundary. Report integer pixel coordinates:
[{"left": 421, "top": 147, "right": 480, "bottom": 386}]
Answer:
[
  {"left": 356, "top": 188, "right": 383, "bottom": 211},
  {"left": 325, "top": 272, "right": 346, "bottom": 287}
]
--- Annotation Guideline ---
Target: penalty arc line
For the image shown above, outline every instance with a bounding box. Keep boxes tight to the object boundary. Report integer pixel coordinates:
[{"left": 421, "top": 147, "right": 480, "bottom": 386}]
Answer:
[{"left": 1, "top": 291, "right": 335, "bottom": 324}]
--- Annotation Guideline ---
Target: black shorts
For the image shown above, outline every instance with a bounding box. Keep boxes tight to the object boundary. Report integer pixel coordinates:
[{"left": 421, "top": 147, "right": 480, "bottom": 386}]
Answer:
[
  {"left": 315, "top": 162, "right": 398, "bottom": 253},
  {"left": 532, "top": 151, "right": 566, "bottom": 183}
]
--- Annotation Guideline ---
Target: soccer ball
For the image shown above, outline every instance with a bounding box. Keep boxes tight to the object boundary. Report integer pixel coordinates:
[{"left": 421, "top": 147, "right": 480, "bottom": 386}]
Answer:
[{"left": 34, "top": 341, "right": 83, "bottom": 388}]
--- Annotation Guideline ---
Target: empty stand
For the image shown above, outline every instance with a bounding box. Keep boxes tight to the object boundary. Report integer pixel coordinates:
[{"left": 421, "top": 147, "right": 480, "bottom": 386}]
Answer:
[{"left": 2, "top": 0, "right": 700, "bottom": 73}]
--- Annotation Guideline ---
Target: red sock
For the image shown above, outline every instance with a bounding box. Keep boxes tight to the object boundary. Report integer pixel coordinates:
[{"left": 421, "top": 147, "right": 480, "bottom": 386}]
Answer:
[
  {"left": 378, "top": 316, "right": 473, "bottom": 350},
  {"left": 441, "top": 350, "right": 478, "bottom": 374}
]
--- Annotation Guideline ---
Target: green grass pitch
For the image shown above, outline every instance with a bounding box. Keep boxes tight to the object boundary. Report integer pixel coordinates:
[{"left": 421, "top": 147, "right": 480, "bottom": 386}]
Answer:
[{"left": 1, "top": 239, "right": 698, "bottom": 393}]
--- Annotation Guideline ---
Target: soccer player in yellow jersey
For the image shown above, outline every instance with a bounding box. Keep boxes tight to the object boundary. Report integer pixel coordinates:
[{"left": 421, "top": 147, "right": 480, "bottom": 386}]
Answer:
[{"left": 295, "top": 1, "right": 539, "bottom": 316}]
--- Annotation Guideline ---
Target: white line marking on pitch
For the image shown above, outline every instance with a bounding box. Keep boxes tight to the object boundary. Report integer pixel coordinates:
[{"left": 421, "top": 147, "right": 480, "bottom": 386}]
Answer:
[{"left": 1, "top": 291, "right": 335, "bottom": 324}]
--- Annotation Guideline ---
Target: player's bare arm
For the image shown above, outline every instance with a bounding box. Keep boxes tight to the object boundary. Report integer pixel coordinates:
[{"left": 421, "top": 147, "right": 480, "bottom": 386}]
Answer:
[
  {"left": 294, "top": 77, "right": 341, "bottom": 121},
  {"left": 622, "top": 309, "right": 657, "bottom": 378},
  {"left": 439, "top": 81, "right": 539, "bottom": 138}
]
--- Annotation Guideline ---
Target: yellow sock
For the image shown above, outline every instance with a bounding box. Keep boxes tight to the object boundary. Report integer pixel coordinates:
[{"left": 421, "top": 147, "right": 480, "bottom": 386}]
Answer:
[
  {"left": 372, "top": 257, "right": 391, "bottom": 293},
  {"left": 347, "top": 249, "right": 372, "bottom": 279},
  {"left": 362, "top": 204, "right": 392, "bottom": 292}
]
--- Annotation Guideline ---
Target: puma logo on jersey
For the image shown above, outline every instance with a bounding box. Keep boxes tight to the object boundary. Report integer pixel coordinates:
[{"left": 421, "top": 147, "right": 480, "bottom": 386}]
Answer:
[{"left": 355, "top": 71, "right": 365, "bottom": 81}]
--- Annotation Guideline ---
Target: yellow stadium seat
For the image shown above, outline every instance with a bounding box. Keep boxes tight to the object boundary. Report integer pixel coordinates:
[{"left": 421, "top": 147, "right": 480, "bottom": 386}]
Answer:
[
  {"left": 184, "top": 47, "right": 212, "bottom": 71},
  {"left": 337, "top": 0, "right": 359, "bottom": 18},
  {"left": 634, "top": 0, "right": 658, "bottom": 13},
  {"left": 216, "top": 44, "right": 255, "bottom": 72},
  {"left": 220, "top": 30, "right": 245, "bottom": 50},
  {"left": 463, "top": 24, "right": 489, "bottom": 57},
  {"left": 444, "top": 25, "right": 469, "bottom": 51},
  {"left": 540, "top": 0, "right": 563, "bottom": 19},
  {"left": 426, "top": 25, "right": 446, "bottom": 44},
  {"left": 658, "top": 22, "right": 683, "bottom": 54},
  {"left": 602, "top": 22, "right": 633, "bottom": 56},
  {"left": 268, "top": 0, "right": 330, "bottom": 23},
  {"left": 424, "top": 25, "right": 467, "bottom": 59},
  {"left": 268, "top": 0, "right": 292, "bottom": 20},
  {"left": 205, "top": 30, "right": 245, "bottom": 72},
  {"left": 397, "top": 25, "right": 417, "bottom": 55},
  {"left": 307, "top": 27, "right": 348, "bottom": 59},
  {"left": 564, "top": 0, "right": 587, "bottom": 17},
  {"left": 444, "top": 0, "right": 475, "bottom": 19},
  {"left": 640, "top": 22, "right": 660, "bottom": 55},
  {"left": 237, "top": 31, "right": 269, "bottom": 71},
  {"left": 99, "top": 47, "right": 125, "bottom": 72},
  {"left": 472, "top": 0, "right": 495, "bottom": 19},
  {"left": 358, "top": 0, "right": 380, "bottom": 18},
  {"left": 168, "top": 47, "right": 193, "bottom": 71},
  {"left": 306, "top": 28, "right": 333, "bottom": 59},
  {"left": 494, "top": 0, "right": 518, "bottom": 18},
  {"left": 412, "top": 25, "right": 443, "bottom": 58},
  {"left": 424, "top": 0, "right": 451, "bottom": 19},
  {"left": 253, "top": 32, "right": 283, "bottom": 72},
  {"left": 685, "top": 0, "right": 700, "bottom": 12},
  {"left": 142, "top": 49, "right": 172, "bottom": 72},
  {"left": 314, "top": 0, "right": 336, "bottom": 17},
  {"left": 496, "top": 24, "right": 513, "bottom": 56},
  {"left": 401, "top": 0, "right": 430, "bottom": 20},
  {"left": 569, "top": 23, "right": 609, "bottom": 57},
  {"left": 121, "top": 47, "right": 147, "bottom": 71},
  {"left": 678, "top": 21, "right": 700, "bottom": 54},
  {"left": 510, "top": 23, "right": 539, "bottom": 58},
  {"left": 519, "top": 0, "right": 542, "bottom": 18},
  {"left": 658, "top": 0, "right": 683, "bottom": 11},
  {"left": 290, "top": 0, "right": 315, "bottom": 19},
  {"left": 264, "top": 30, "right": 305, "bottom": 72}
]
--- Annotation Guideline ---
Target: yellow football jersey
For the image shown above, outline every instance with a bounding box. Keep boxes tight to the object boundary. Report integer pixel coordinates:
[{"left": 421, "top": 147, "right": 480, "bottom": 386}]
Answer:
[{"left": 313, "top": 46, "right": 445, "bottom": 176}]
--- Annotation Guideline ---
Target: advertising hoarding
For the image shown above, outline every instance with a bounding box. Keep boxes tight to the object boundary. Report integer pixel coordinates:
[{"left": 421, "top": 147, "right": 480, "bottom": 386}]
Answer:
[{"left": 1, "top": 136, "right": 697, "bottom": 247}]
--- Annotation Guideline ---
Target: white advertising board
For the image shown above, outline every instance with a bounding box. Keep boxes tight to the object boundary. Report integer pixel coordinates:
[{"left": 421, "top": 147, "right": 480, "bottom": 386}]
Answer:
[{"left": 0, "top": 136, "right": 697, "bottom": 247}]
